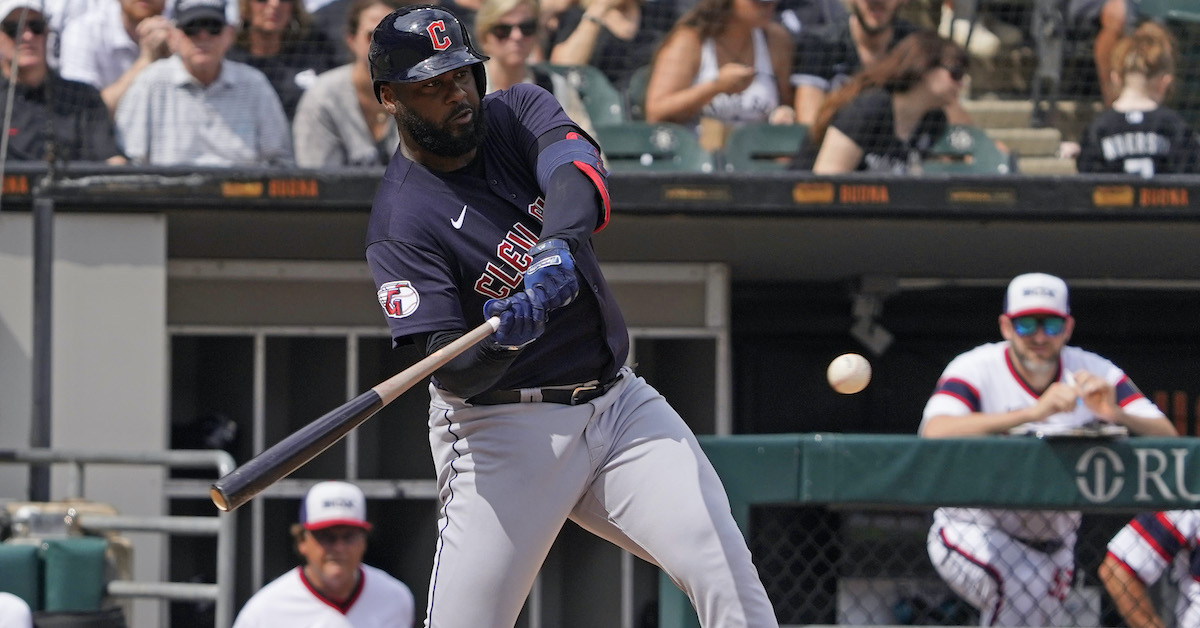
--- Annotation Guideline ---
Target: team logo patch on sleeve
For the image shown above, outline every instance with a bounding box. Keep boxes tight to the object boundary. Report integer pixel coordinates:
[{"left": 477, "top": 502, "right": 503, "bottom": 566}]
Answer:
[{"left": 377, "top": 281, "right": 420, "bottom": 318}]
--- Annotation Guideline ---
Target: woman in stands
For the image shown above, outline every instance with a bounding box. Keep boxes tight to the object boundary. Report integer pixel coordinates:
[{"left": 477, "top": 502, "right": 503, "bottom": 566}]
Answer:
[
  {"left": 476, "top": 0, "right": 596, "bottom": 137},
  {"left": 229, "top": 0, "right": 340, "bottom": 119},
  {"left": 792, "top": 30, "right": 966, "bottom": 174},
  {"left": 642, "top": 0, "right": 795, "bottom": 151},
  {"left": 1076, "top": 21, "right": 1199, "bottom": 175}
]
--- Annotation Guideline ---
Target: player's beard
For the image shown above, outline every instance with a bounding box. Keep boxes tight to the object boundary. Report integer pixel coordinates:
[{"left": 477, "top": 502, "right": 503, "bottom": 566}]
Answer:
[
  {"left": 400, "top": 102, "right": 487, "bottom": 157},
  {"left": 1010, "top": 343, "right": 1059, "bottom": 378}
]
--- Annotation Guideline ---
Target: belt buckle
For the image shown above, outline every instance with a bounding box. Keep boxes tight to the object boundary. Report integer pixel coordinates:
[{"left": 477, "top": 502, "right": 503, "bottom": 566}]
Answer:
[{"left": 569, "top": 384, "right": 599, "bottom": 405}]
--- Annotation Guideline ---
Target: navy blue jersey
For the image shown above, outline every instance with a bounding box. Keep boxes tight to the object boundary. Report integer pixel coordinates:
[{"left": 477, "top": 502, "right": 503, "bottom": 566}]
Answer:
[
  {"left": 366, "top": 83, "right": 629, "bottom": 389},
  {"left": 1076, "top": 107, "right": 1200, "bottom": 175}
]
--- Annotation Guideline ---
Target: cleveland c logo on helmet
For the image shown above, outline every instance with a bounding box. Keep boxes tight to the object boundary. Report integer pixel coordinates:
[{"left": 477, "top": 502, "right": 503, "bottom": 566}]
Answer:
[{"left": 428, "top": 21, "right": 450, "bottom": 50}]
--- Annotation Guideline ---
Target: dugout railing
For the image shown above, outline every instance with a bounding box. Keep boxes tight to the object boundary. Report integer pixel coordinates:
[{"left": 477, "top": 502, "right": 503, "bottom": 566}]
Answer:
[
  {"left": 659, "top": 433, "right": 1200, "bottom": 628},
  {"left": 0, "top": 448, "right": 238, "bottom": 628}
]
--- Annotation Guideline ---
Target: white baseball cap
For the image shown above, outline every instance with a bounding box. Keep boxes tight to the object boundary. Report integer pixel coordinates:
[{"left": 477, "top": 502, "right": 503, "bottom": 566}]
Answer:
[
  {"left": 0, "top": 0, "right": 45, "bottom": 21},
  {"left": 1004, "top": 272, "right": 1070, "bottom": 318},
  {"left": 300, "top": 481, "right": 371, "bottom": 531}
]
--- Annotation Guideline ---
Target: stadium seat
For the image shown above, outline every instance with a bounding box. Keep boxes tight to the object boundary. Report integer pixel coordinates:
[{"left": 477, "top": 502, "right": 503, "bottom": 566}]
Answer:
[
  {"left": 722, "top": 123, "right": 808, "bottom": 172},
  {"left": 592, "top": 122, "right": 714, "bottom": 172},
  {"left": 922, "top": 124, "right": 1016, "bottom": 174},
  {"left": 0, "top": 543, "right": 40, "bottom": 610},
  {"left": 539, "top": 64, "right": 625, "bottom": 126},
  {"left": 624, "top": 65, "right": 651, "bottom": 121}
]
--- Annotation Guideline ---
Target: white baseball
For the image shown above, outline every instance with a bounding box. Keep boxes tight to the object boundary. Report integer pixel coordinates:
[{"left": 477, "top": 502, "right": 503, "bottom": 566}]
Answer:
[{"left": 827, "top": 353, "right": 871, "bottom": 394}]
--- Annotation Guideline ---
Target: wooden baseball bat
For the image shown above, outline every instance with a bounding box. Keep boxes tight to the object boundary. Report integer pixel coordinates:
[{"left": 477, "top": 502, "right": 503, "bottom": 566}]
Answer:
[{"left": 210, "top": 316, "right": 501, "bottom": 512}]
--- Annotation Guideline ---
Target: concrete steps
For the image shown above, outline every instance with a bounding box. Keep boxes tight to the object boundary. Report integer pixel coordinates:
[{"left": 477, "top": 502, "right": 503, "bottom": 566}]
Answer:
[{"left": 961, "top": 98, "right": 1104, "bottom": 175}]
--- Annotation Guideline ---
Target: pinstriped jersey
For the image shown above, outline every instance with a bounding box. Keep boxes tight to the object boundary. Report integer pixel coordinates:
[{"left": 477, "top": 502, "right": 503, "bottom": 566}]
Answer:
[
  {"left": 1108, "top": 510, "right": 1200, "bottom": 628},
  {"left": 365, "top": 83, "right": 628, "bottom": 390}
]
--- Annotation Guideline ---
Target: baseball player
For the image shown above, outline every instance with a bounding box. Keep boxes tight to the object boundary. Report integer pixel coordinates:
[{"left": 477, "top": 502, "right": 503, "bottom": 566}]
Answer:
[
  {"left": 1100, "top": 510, "right": 1200, "bottom": 628},
  {"left": 920, "top": 272, "right": 1176, "bottom": 626},
  {"left": 363, "top": 5, "right": 778, "bottom": 626},
  {"left": 232, "top": 481, "right": 415, "bottom": 628}
]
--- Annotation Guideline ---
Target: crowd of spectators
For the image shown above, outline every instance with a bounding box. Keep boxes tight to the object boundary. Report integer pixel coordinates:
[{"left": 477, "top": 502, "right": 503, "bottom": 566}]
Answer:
[{"left": 0, "top": 0, "right": 1195, "bottom": 173}]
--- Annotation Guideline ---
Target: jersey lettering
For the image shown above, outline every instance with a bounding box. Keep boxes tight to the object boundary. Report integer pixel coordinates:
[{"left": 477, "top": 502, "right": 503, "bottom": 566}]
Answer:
[
  {"left": 472, "top": 223, "right": 541, "bottom": 298},
  {"left": 1101, "top": 131, "right": 1171, "bottom": 161},
  {"left": 427, "top": 21, "right": 451, "bottom": 50},
  {"left": 528, "top": 197, "right": 545, "bottom": 222}
]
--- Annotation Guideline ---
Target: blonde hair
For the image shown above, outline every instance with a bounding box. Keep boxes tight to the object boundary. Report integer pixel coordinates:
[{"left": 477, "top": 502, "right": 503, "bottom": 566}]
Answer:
[
  {"left": 475, "top": 0, "right": 540, "bottom": 42},
  {"left": 1112, "top": 20, "right": 1176, "bottom": 80}
]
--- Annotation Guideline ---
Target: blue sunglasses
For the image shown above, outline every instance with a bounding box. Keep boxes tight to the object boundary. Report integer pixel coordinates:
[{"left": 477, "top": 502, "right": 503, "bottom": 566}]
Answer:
[{"left": 1011, "top": 315, "right": 1066, "bottom": 337}]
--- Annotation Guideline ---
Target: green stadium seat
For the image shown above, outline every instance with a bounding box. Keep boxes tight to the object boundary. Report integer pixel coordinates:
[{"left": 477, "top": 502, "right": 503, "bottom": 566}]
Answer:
[
  {"left": 39, "top": 537, "right": 108, "bottom": 612},
  {"left": 624, "top": 65, "right": 651, "bottom": 121},
  {"left": 922, "top": 124, "right": 1015, "bottom": 174},
  {"left": 592, "top": 122, "right": 714, "bottom": 173},
  {"left": 0, "top": 543, "right": 41, "bottom": 610},
  {"left": 722, "top": 123, "right": 808, "bottom": 172},
  {"left": 539, "top": 64, "right": 625, "bottom": 126}
]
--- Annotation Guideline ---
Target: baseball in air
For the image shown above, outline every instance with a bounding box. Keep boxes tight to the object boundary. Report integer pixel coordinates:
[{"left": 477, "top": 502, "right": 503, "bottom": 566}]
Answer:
[{"left": 827, "top": 353, "right": 871, "bottom": 394}]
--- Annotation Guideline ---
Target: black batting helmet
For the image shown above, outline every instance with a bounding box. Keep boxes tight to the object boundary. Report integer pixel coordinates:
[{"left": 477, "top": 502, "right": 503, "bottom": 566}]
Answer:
[{"left": 369, "top": 4, "right": 489, "bottom": 103}]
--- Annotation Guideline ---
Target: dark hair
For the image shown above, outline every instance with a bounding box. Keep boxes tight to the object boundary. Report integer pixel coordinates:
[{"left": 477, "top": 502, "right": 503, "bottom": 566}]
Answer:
[
  {"left": 347, "top": 0, "right": 410, "bottom": 35},
  {"left": 675, "top": 0, "right": 735, "bottom": 40},
  {"left": 1112, "top": 20, "right": 1176, "bottom": 79},
  {"left": 809, "top": 30, "right": 965, "bottom": 147}
]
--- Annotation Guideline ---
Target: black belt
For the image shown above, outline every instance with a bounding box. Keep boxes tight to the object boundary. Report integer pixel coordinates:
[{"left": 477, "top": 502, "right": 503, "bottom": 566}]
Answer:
[
  {"left": 468, "top": 375, "right": 622, "bottom": 406},
  {"left": 1013, "top": 536, "right": 1065, "bottom": 554}
]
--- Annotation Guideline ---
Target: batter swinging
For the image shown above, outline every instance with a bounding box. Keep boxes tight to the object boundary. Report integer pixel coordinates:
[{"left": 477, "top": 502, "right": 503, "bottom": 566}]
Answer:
[{"left": 363, "top": 6, "right": 778, "bottom": 627}]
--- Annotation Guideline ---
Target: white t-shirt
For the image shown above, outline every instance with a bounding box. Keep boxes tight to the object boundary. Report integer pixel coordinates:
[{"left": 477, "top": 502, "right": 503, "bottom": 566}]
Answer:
[{"left": 233, "top": 564, "right": 415, "bottom": 628}]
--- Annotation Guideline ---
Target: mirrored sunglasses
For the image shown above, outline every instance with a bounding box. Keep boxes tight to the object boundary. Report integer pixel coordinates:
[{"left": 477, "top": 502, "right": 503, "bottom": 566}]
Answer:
[
  {"left": 489, "top": 20, "right": 537, "bottom": 40},
  {"left": 309, "top": 527, "right": 366, "bottom": 545},
  {"left": 0, "top": 19, "right": 46, "bottom": 38},
  {"left": 1011, "top": 315, "right": 1066, "bottom": 338},
  {"left": 181, "top": 19, "right": 225, "bottom": 37}
]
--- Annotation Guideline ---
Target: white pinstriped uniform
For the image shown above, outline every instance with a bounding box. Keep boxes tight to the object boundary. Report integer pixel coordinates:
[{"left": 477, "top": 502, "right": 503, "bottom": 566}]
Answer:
[{"left": 1107, "top": 510, "right": 1200, "bottom": 628}]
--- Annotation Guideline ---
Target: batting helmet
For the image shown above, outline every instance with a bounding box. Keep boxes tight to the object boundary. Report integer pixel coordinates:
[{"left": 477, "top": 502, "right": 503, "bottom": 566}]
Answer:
[{"left": 369, "top": 4, "right": 489, "bottom": 103}]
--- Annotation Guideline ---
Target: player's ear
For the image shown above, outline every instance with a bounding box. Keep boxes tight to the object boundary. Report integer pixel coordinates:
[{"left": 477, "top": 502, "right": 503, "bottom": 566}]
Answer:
[
  {"left": 1062, "top": 316, "right": 1075, "bottom": 341},
  {"left": 379, "top": 84, "right": 400, "bottom": 112},
  {"left": 998, "top": 314, "right": 1013, "bottom": 340}
]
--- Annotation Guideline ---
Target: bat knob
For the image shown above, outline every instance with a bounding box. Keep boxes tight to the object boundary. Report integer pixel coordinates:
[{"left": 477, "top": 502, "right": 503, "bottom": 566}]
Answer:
[{"left": 210, "top": 486, "right": 232, "bottom": 512}]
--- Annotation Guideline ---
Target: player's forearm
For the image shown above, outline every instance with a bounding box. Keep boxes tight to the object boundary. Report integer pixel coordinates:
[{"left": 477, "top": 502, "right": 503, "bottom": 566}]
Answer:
[
  {"left": 1099, "top": 556, "right": 1165, "bottom": 628},
  {"left": 1117, "top": 412, "right": 1178, "bottom": 437},
  {"left": 920, "top": 409, "right": 1041, "bottom": 437},
  {"left": 422, "top": 330, "right": 521, "bottom": 398}
]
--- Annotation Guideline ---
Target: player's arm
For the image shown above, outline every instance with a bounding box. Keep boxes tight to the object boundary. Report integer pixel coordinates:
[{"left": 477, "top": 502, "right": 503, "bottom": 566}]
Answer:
[
  {"left": 920, "top": 382, "right": 1080, "bottom": 437},
  {"left": 1071, "top": 370, "right": 1178, "bottom": 436},
  {"left": 1098, "top": 553, "right": 1165, "bottom": 628}
]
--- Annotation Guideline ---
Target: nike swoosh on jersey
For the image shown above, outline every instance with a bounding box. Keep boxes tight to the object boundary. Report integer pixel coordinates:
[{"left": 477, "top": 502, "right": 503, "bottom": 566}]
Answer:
[{"left": 451, "top": 205, "right": 467, "bottom": 229}]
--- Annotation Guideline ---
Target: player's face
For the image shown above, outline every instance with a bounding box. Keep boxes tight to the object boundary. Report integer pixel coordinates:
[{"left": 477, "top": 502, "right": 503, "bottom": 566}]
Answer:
[
  {"left": 1000, "top": 314, "right": 1075, "bottom": 377},
  {"left": 389, "top": 67, "right": 486, "bottom": 158},
  {"left": 298, "top": 525, "right": 367, "bottom": 592},
  {"left": 849, "top": 0, "right": 905, "bottom": 35}
]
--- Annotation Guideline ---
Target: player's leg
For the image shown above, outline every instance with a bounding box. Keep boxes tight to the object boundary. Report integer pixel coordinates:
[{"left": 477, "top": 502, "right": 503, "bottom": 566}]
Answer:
[
  {"left": 568, "top": 371, "right": 778, "bottom": 628},
  {"left": 998, "top": 542, "right": 1074, "bottom": 626},
  {"left": 423, "top": 386, "right": 594, "bottom": 628},
  {"left": 927, "top": 516, "right": 1004, "bottom": 625}
]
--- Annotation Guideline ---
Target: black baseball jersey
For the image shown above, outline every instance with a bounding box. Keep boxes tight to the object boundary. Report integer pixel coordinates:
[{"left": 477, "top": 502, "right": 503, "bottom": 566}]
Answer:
[
  {"left": 1076, "top": 107, "right": 1199, "bottom": 175},
  {"left": 793, "top": 87, "right": 946, "bottom": 172},
  {"left": 366, "top": 84, "right": 629, "bottom": 390},
  {"left": 790, "top": 18, "right": 921, "bottom": 91}
]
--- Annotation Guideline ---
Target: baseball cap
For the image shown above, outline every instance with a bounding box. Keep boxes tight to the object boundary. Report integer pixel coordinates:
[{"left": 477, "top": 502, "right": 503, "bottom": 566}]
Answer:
[
  {"left": 299, "top": 481, "right": 372, "bottom": 531},
  {"left": 1004, "top": 273, "right": 1070, "bottom": 318},
  {"left": 174, "top": 0, "right": 227, "bottom": 26},
  {"left": 0, "top": 0, "right": 45, "bottom": 20}
]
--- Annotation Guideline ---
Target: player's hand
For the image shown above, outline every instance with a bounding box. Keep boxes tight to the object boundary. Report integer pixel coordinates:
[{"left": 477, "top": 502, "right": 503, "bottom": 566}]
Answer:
[
  {"left": 483, "top": 290, "right": 545, "bottom": 350},
  {"left": 523, "top": 239, "right": 578, "bottom": 310},
  {"left": 1072, "top": 370, "right": 1120, "bottom": 422},
  {"left": 1032, "top": 382, "right": 1080, "bottom": 420}
]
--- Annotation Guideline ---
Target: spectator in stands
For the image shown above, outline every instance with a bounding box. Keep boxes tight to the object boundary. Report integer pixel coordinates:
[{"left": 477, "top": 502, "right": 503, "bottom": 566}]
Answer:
[
  {"left": 1100, "top": 510, "right": 1200, "bottom": 628},
  {"left": 790, "top": 0, "right": 920, "bottom": 125},
  {"left": 546, "top": 0, "right": 676, "bottom": 90},
  {"left": 58, "top": 0, "right": 173, "bottom": 114},
  {"left": 920, "top": 272, "right": 1176, "bottom": 627},
  {"left": 228, "top": 0, "right": 340, "bottom": 119},
  {"left": 1076, "top": 0, "right": 1135, "bottom": 106},
  {"left": 0, "top": 0, "right": 125, "bottom": 163},
  {"left": 476, "top": 0, "right": 594, "bottom": 136},
  {"left": 643, "top": 0, "right": 794, "bottom": 152},
  {"left": 791, "top": 31, "right": 963, "bottom": 174},
  {"left": 115, "top": 0, "right": 293, "bottom": 165},
  {"left": 1076, "top": 21, "right": 1198, "bottom": 175},
  {"left": 292, "top": 0, "right": 401, "bottom": 167},
  {"left": 232, "top": 481, "right": 416, "bottom": 627},
  {"left": 0, "top": 592, "right": 32, "bottom": 628}
]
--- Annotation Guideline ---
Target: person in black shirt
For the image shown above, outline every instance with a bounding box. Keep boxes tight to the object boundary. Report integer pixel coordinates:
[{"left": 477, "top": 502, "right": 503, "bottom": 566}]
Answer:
[
  {"left": 0, "top": 0, "right": 123, "bottom": 163},
  {"left": 1076, "top": 21, "right": 1198, "bottom": 175},
  {"left": 793, "top": 30, "right": 967, "bottom": 173}
]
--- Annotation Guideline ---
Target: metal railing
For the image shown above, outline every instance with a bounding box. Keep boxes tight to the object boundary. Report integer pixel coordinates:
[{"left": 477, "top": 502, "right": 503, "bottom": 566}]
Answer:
[{"left": 0, "top": 448, "right": 237, "bottom": 628}]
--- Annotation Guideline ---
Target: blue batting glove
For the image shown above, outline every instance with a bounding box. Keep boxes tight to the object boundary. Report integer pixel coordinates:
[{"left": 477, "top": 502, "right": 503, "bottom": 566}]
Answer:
[
  {"left": 483, "top": 290, "right": 546, "bottom": 350},
  {"left": 523, "top": 238, "right": 578, "bottom": 310}
]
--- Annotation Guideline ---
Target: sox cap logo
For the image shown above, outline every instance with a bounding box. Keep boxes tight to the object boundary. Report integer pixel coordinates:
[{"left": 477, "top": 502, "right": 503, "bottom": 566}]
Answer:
[
  {"left": 300, "top": 481, "right": 372, "bottom": 530},
  {"left": 1004, "top": 272, "right": 1070, "bottom": 318},
  {"left": 378, "top": 280, "right": 420, "bottom": 318}
]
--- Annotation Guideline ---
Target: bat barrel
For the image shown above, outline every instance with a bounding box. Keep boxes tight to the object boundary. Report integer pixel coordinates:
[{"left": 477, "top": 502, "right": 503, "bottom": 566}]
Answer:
[{"left": 210, "top": 390, "right": 384, "bottom": 512}]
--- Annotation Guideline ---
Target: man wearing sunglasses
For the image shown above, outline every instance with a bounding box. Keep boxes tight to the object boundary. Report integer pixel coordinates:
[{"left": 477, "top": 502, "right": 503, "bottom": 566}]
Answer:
[
  {"left": 0, "top": 0, "right": 125, "bottom": 163},
  {"left": 114, "top": 0, "right": 293, "bottom": 165},
  {"left": 920, "top": 272, "right": 1176, "bottom": 626},
  {"left": 232, "top": 481, "right": 415, "bottom": 628}
]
